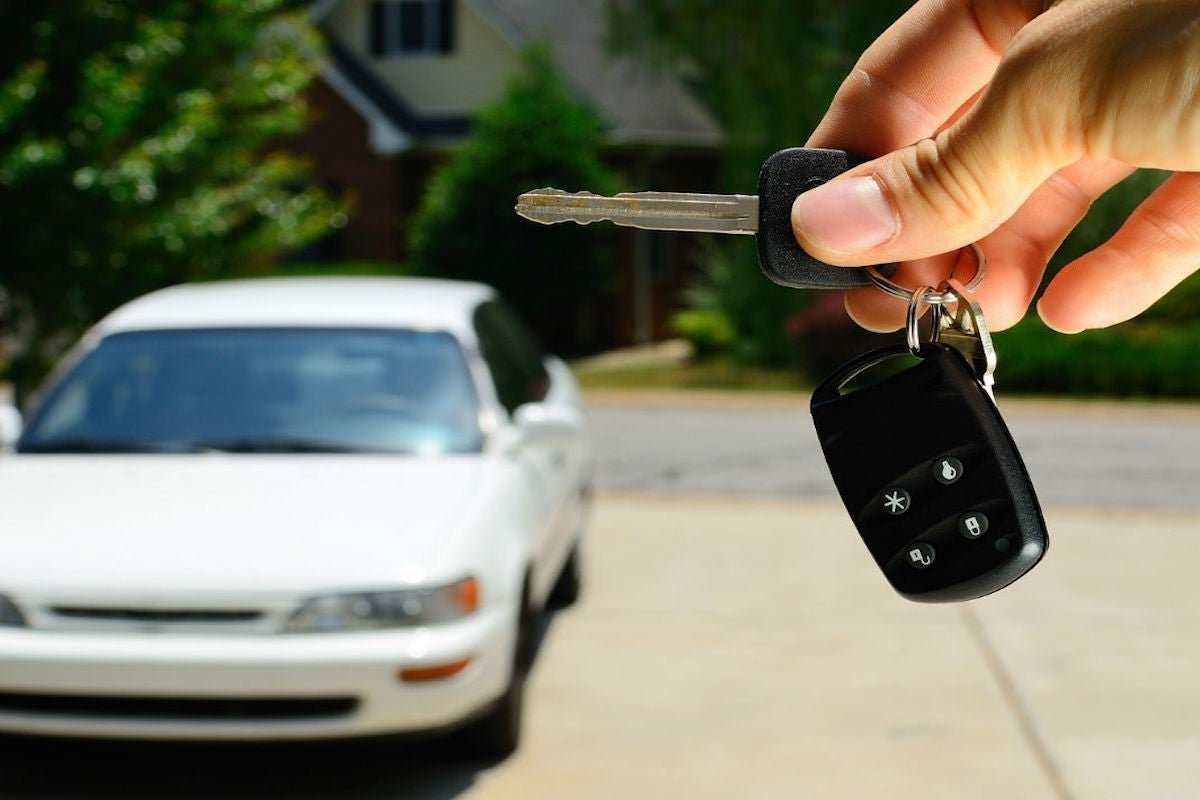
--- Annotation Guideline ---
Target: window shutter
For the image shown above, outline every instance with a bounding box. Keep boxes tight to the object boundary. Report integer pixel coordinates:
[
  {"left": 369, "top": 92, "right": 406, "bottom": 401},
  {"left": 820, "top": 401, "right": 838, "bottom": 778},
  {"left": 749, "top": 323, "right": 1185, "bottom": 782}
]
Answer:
[
  {"left": 370, "top": 1, "right": 387, "bottom": 56},
  {"left": 438, "top": 0, "right": 455, "bottom": 53}
]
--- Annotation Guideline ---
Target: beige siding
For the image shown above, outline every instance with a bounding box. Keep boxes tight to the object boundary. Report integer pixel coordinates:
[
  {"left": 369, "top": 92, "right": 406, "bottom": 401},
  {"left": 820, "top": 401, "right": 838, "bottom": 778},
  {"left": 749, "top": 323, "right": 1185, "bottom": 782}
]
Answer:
[{"left": 325, "top": 0, "right": 519, "bottom": 117}]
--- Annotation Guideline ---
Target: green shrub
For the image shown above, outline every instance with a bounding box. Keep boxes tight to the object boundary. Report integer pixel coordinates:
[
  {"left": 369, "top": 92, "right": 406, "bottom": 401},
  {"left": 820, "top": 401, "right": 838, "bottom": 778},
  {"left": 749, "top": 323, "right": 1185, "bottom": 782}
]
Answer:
[
  {"left": 671, "top": 309, "right": 735, "bottom": 360},
  {"left": 996, "top": 316, "right": 1200, "bottom": 397},
  {"left": 785, "top": 292, "right": 891, "bottom": 383},
  {"left": 679, "top": 239, "right": 808, "bottom": 367},
  {"left": 408, "top": 45, "right": 618, "bottom": 344}
]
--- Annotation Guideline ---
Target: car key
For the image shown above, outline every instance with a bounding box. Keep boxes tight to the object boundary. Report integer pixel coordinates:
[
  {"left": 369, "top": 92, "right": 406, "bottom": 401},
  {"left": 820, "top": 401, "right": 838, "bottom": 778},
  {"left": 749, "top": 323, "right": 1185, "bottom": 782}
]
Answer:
[
  {"left": 809, "top": 283, "right": 1047, "bottom": 602},
  {"left": 515, "top": 147, "right": 896, "bottom": 289},
  {"left": 517, "top": 150, "right": 1047, "bottom": 602}
]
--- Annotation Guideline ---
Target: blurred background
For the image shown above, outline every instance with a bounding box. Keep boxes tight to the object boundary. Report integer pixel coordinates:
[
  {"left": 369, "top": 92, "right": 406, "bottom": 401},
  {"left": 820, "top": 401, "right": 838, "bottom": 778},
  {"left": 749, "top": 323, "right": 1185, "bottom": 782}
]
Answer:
[{"left": 2, "top": 2, "right": 1199, "bottom": 799}]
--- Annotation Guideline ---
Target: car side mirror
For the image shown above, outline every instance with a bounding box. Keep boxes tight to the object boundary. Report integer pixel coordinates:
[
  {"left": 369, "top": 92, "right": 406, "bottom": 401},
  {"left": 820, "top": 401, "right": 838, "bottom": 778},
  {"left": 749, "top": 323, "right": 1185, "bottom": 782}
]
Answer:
[
  {"left": 0, "top": 403, "right": 22, "bottom": 452},
  {"left": 509, "top": 403, "right": 583, "bottom": 449}
]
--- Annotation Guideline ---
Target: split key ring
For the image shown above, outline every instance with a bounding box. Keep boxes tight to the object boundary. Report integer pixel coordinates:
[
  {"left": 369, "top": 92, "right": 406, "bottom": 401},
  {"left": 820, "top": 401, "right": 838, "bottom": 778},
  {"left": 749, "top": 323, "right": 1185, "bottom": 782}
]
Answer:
[{"left": 864, "top": 243, "right": 987, "bottom": 306}]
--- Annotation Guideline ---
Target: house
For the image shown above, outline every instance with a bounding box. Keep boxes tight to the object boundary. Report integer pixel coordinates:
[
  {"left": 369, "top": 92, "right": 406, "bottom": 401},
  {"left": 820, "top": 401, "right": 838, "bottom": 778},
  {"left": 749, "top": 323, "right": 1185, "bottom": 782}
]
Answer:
[{"left": 294, "top": 0, "right": 724, "bottom": 353}]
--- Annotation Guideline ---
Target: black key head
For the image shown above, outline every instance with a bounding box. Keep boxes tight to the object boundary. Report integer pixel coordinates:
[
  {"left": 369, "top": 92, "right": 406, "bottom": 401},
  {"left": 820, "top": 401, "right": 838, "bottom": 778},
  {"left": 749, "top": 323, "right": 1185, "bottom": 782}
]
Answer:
[{"left": 756, "top": 147, "right": 898, "bottom": 290}]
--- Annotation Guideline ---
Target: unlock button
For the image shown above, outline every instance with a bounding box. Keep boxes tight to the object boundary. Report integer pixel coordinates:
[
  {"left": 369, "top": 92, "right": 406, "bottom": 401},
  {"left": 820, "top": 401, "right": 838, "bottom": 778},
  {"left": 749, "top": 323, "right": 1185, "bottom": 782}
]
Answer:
[{"left": 907, "top": 542, "right": 936, "bottom": 569}]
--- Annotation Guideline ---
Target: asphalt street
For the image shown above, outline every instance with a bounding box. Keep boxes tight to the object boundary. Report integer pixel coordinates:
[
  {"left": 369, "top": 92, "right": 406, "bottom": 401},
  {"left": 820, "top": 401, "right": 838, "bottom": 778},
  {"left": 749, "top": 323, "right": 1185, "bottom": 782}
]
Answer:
[{"left": 585, "top": 390, "right": 1200, "bottom": 511}]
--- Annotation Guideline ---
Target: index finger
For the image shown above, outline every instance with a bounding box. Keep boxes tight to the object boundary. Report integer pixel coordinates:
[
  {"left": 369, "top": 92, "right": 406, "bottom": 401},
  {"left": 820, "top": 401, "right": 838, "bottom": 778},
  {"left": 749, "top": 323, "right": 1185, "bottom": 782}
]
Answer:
[{"left": 808, "top": 0, "right": 1043, "bottom": 155}]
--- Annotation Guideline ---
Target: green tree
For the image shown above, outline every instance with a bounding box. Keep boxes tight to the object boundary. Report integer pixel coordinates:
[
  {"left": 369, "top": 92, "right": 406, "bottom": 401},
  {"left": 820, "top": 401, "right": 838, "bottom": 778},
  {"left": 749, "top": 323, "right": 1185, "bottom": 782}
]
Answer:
[
  {"left": 0, "top": 0, "right": 343, "bottom": 391},
  {"left": 609, "top": 0, "right": 911, "bottom": 189},
  {"left": 408, "top": 45, "right": 618, "bottom": 351}
]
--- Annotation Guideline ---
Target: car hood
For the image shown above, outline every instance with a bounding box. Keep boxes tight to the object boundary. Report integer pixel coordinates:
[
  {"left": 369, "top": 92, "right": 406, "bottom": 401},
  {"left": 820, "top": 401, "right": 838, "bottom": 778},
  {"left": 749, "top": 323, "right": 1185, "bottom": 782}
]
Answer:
[{"left": 0, "top": 455, "right": 487, "bottom": 598}]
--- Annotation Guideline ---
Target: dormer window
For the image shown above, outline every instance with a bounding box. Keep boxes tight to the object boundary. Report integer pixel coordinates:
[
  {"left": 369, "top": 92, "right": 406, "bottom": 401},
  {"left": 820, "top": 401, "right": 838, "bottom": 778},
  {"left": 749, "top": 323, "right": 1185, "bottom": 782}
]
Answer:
[{"left": 370, "top": 0, "right": 455, "bottom": 57}]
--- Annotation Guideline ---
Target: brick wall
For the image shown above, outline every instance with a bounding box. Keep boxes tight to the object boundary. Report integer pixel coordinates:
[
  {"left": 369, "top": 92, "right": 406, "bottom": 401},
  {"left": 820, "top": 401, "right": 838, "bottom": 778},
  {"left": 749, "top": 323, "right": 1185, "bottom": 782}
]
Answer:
[{"left": 293, "top": 80, "right": 404, "bottom": 263}]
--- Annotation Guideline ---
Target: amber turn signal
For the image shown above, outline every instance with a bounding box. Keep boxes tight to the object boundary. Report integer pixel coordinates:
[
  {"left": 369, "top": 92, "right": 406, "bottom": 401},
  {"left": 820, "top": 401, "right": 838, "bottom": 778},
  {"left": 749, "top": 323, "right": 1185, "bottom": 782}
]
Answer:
[{"left": 399, "top": 657, "right": 473, "bottom": 683}]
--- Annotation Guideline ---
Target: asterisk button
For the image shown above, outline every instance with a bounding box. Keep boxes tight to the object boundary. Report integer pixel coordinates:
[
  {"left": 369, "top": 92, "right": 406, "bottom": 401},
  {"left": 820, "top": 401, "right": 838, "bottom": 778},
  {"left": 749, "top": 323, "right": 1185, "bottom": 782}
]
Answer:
[{"left": 882, "top": 488, "right": 911, "bottom": 515}]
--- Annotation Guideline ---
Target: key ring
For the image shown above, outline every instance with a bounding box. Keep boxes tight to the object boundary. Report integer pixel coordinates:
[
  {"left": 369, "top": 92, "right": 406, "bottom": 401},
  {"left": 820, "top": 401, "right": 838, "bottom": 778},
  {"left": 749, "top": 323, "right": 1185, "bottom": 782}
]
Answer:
[
  {"left": 865, "top": 243, "right": 987, "bottom": 306},
  {"left": 906, "top": 287, "right": 943, "bottom": 357}
]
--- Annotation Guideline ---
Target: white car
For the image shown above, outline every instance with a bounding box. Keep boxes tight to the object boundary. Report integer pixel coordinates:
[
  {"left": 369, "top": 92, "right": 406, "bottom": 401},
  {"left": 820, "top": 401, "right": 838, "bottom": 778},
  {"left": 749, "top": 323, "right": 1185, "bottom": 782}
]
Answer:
[{"left": 0, "top": 277, "right": 592, "bottom": 756}]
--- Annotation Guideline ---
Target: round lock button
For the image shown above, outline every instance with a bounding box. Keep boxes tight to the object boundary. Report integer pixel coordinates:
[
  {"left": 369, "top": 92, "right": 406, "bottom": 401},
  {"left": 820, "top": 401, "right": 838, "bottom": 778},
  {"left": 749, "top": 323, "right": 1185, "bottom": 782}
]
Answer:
[
  {"left": 933, "top": 457, "right": 964, "bottom": 485},
  {"left": 958, "top": 511, "right": 989, "bottom": 540}
]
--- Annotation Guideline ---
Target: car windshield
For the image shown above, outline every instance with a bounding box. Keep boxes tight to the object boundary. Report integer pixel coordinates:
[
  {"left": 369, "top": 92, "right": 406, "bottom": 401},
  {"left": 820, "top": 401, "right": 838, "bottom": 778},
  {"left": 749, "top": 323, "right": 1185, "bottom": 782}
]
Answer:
[{"left": 18, "top": 328, "right": 483, "bottom": 455}]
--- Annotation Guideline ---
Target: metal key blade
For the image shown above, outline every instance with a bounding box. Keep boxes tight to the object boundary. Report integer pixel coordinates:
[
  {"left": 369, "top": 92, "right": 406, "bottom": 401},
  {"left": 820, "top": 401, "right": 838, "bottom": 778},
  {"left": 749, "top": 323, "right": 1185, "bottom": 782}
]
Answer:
[
  {"left": 939, "top": 277, "right": 997, "bottom": 398},
  {"left": 515, "top": 188, "right": 758, "bottom": 235}
]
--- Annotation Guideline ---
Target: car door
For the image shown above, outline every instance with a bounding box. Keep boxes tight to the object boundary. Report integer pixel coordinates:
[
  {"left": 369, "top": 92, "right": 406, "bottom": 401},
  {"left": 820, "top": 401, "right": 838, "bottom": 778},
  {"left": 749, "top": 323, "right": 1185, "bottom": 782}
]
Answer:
[{"left": 473, "top": 301, "right": 578, "bottom": 598}]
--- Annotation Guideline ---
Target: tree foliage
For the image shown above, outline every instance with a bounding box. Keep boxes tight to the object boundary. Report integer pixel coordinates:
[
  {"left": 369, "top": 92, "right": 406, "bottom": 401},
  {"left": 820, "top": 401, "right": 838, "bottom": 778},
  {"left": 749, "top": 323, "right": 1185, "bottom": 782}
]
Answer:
[
  {"left": 608, "top": 0, "right": 912, "bottom": 189},
  {"left": 0, "top": 0, "right": 343, "bottom": 389},
  {"left": 408, "top": 45, "right": 619, "bottom": 350},
  {"left": 609, "top": 0, "right": 1177, "bottom": 373},
  {"left": 608, "top": 0, "right": 911, "bottom": 367}
]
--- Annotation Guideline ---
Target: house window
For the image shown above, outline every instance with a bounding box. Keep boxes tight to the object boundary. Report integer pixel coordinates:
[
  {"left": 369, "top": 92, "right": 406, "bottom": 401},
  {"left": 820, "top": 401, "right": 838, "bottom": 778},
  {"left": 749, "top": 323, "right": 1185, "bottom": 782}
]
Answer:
[{"left": 370, "top": 0, "right": 455, "bottom": 57}]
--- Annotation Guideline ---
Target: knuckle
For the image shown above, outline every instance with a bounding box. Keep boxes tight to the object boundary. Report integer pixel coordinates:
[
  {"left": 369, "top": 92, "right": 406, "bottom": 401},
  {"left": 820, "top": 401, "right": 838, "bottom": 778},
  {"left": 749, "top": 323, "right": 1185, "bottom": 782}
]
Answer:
[
  {"left": 898, "top": 137, "right": 996, "bottom": 224},
  {"left": 966, "top": 0, "right": 1042, "bottom": 57},
  {"left": 851, "top": 65, "right": 943, "bottom": 133},
  {"left": 1138, "top": 207, "right": 1200, "bottom": 255},
  {"left": 1041, "top": 170, "right": 1095, "bottom": 219},
  {"left": 987, "top": 27, "right": 1084, "bottom": 159},
  {"left": 1097, "top": 236, "right": 1178, "bottom": 306}
]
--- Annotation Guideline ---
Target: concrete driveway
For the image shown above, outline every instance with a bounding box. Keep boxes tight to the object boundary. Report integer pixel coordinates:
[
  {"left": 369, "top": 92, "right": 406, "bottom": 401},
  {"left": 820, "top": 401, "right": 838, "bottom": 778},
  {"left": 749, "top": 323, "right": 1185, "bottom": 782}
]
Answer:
[
  {"left": 469, "top": 494, "right": 1200, "bottom": 800},
  {"left": 5, "top": 493, "right": 1193, "bottom": 800}
]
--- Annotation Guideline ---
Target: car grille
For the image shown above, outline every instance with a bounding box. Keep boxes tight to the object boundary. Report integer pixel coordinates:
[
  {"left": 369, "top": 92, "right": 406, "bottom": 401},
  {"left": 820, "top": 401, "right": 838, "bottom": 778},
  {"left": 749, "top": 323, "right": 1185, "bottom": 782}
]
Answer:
[
  {"left": 0, "top": 692, "right": 358, "bottom": 721},
  {"left": 24, "top": 603, "right": 284, "bottom": 635},
  {"left": 51, "top": 607, "right": 263, "bottom": 624}
]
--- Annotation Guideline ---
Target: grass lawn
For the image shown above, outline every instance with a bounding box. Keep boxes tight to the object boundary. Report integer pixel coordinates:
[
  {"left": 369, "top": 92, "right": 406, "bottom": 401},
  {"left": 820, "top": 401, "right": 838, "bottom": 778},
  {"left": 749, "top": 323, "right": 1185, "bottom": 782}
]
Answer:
[{"left": 571, "top": 355, "right": 808, "bottom": 393}]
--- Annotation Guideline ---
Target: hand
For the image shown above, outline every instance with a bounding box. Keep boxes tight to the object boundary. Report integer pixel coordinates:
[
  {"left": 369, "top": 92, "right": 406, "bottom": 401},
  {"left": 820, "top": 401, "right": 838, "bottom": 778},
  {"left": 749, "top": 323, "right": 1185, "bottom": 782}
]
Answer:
[{"left": 793, "top": 0, "right": 1200, "bottom": 334}]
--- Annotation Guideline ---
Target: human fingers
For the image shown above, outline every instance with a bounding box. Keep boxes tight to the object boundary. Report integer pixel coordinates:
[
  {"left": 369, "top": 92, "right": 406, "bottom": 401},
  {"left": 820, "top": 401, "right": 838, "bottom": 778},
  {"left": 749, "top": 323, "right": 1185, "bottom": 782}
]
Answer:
[
  {"left": 1037, "top": 172, "right": 1200, "bottom": 333},
  {"left": 811, "top": 0, "right": 1041, "bottom": 332},
  {"left": 794, "top": 0, "right": 1200, "bottom": 268},
  {"left": 793, "top": 102, "right": 1074, "bottom": 268},
  {"left": 841, "top": 159, "right": 1134, "bottom": 331},
  {"left": 808, "top": 0, "right": 1042, "bottom": 155}
]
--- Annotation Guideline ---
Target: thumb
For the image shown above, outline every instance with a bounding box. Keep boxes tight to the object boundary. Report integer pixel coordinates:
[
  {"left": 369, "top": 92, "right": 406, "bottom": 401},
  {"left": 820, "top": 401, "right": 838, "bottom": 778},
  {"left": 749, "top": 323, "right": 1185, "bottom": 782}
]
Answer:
[{"left": 792, "top": 97, "right": 1073, "bottom": 267}]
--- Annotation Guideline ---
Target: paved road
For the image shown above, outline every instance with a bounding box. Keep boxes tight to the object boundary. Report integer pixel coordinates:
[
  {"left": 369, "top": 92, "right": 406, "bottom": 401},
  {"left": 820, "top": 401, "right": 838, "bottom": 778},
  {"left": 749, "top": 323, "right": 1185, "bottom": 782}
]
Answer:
[{"left": 586, "top": 390, "right": 1200, "bottom": 511}]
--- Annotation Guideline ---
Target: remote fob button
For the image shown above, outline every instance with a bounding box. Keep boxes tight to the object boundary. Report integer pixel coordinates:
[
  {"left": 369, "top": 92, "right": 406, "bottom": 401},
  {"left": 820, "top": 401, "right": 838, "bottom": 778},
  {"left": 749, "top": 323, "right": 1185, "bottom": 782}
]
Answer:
[
  {"left": 933, "top": 456, "right": 964, "bottom": 485},
  {"left": 959, "top": 511, "right": 989, "bottom": 540},
  {"left": 906, "top": 543, "right": 936, "bottom": 569},
  {"left": 881, "top": 488, "right": 911, "bottom": 515}
]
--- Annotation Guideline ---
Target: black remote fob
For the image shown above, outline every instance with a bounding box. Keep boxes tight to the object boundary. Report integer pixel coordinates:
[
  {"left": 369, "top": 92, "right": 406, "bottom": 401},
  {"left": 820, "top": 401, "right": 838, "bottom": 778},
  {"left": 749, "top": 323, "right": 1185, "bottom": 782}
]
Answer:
[{"left": 810, "top": 342, "right": 1047, "bottom": 602}]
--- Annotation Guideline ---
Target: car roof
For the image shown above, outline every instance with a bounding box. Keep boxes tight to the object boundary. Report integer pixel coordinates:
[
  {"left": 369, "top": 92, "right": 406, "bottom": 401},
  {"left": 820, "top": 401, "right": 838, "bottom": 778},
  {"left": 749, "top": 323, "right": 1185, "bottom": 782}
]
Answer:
[{"left": 93, "top": 277, "right": 497, "bottom": 342}]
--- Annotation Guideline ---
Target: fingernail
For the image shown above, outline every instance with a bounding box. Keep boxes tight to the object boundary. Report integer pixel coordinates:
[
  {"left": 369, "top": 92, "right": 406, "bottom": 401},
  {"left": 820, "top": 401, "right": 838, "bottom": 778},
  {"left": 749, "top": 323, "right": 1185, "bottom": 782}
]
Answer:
[
  {"left": 1036, "top": 299, "right": 1083, "bottom": 334},
  {"left": 792, "top": 176, "right": 897, "bottom": 254}
]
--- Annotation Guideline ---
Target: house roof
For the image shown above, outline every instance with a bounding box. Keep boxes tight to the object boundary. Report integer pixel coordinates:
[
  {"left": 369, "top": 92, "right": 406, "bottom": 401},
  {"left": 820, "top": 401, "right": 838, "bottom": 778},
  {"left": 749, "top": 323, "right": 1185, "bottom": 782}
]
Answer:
[
  {"left": 470, "top": 0, "right": 722, "bottom": 148},
  {"left": 313, "top": 0, "right": 722, "bottom": 153},
  {"left": 322, "top": 35, "right": 472, "bottom": 143}
]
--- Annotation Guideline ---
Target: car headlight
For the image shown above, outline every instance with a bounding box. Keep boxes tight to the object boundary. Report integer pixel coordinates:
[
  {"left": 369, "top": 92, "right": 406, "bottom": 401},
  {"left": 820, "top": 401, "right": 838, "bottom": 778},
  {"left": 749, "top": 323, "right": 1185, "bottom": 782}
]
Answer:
[
  {"left": 0, "top": 594, "right": 26, "bottom": 628},
  {"left": 284, "top": 577, "right": 479, "bottom": 633}
]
